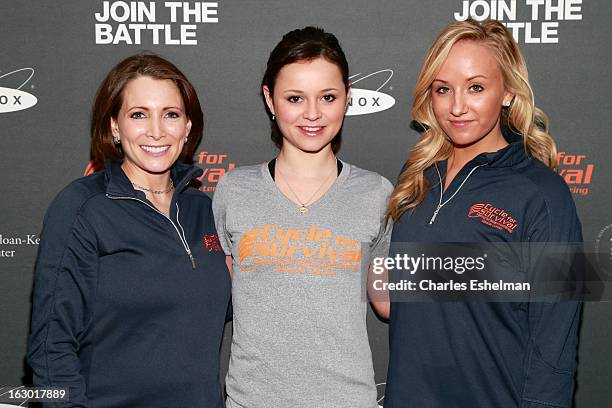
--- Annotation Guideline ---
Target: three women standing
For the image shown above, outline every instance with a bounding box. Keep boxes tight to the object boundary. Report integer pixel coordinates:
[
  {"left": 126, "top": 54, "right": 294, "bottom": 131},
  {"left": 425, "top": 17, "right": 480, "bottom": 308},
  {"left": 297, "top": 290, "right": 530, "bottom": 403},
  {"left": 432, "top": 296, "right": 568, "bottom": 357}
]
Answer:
[{"left": 27, "top": 19, "right": 581, "bottom": 408}]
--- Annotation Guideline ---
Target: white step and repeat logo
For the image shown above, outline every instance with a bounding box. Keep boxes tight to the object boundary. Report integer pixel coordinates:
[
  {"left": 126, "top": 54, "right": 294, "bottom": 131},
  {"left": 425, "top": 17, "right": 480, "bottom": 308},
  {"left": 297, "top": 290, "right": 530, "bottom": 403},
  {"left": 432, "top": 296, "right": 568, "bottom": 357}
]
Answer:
[
  {"left": 0, "top": 68, "right": 37, "bottom": 114},
  {"left": 346, "top": 70, "right": 396, "bottom": 116},
  {"left": 94, "top": 1, "right": 219, "bottom": 45},
  {"left": 454, "top": 0, "right": 583, "bottom": 43}
]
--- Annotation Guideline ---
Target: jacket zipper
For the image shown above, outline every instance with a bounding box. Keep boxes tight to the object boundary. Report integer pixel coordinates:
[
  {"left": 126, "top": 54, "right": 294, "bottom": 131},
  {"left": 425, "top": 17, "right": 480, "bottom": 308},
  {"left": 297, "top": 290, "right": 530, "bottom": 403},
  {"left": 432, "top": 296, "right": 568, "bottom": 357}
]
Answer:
[
  {"left": 429, "top": 163, "right": 488, "bottom": 225},
  {"left": 106, "top": 194, "right": 196, "bottom": 269}
]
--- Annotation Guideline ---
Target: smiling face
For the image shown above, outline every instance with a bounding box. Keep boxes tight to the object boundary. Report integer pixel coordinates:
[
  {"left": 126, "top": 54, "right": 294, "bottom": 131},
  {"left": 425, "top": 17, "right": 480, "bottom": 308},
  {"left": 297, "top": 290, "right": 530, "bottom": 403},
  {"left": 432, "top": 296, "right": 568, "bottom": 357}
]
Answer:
[
  {"left": 111, "top": 76, "right": 192, "bottom": 180},
  {"left": 263, "top": 57, "right": 347, "bottom": 155},
  {"left": 431, "top": 40, "right": 513, "bottom": 152}
]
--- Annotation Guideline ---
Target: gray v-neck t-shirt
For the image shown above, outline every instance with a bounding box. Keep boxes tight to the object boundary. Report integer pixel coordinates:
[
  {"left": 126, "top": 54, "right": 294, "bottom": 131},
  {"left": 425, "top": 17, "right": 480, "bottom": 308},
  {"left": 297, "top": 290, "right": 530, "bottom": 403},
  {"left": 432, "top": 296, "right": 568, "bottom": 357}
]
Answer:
[{"left": 213, "top": 161, "right": 392, "bottom": 408}]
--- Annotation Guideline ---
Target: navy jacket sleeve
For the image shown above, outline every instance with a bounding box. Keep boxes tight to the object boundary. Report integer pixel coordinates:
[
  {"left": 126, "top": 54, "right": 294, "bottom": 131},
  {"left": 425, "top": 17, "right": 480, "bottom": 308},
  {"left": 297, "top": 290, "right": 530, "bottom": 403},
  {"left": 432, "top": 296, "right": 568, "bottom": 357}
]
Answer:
[
  {"left": 520, "top": 187, "right": 582, "bottom": 408},
  {"left": 27, "top": 186, "right": 99, "bottom": 408}
]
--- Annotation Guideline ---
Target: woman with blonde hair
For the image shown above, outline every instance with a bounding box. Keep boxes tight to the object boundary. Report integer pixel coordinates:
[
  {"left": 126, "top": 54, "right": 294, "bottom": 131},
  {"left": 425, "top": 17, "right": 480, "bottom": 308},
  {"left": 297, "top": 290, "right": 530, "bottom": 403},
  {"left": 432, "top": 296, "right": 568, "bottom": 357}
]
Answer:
[{"left": 380, "top": 19, "right": 582, "bottom": 407}]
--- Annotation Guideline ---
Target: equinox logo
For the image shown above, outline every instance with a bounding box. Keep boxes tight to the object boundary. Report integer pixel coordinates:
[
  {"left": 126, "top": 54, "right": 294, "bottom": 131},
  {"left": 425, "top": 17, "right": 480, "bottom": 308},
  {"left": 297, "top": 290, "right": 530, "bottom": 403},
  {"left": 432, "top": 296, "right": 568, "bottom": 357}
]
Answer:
[
  {"left": 0, "top": 68, "right": 38, "bottom": 113},
  {"left": 346, "top": 70, "right": 395, "bottom": 116}
]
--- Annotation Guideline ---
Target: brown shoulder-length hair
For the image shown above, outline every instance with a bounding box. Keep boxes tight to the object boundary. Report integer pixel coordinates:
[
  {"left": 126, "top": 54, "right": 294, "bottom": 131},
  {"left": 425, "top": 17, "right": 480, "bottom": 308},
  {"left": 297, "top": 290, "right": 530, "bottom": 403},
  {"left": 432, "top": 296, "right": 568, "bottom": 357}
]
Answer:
[
  {"left": 262, "top": 26, "right": 349, "bottom": 154},
  {"left": 91, "top": 53, "right": 203, "bottom": 164},
  {"left": 387, "top": 19, "right": 556, "bottom": 221}
]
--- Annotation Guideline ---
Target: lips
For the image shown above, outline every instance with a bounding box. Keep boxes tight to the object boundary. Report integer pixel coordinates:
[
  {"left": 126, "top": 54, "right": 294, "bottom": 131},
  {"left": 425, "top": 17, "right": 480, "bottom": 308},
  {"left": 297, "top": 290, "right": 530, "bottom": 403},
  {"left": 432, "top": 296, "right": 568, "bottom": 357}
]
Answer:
[
  {"left": 140, "top": 145, "right": 170, "bottom": 154},
  {"left": 448, "top": 120, "right": 474, "bottom": 128},
  {"left": 298, "top": 126, "right": 324, "bottom": 136}
]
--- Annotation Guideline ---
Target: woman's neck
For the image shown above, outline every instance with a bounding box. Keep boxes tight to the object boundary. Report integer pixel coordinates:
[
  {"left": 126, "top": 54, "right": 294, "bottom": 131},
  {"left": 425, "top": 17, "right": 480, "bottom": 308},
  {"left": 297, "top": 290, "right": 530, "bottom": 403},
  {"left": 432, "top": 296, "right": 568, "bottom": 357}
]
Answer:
[
  {"left": 449, "top": 127, "right": 508, "bottom": 172},
  {"left": 121, "top": 161, "right": 173, "bottom": 191},
  {"left": 276, "top": 146, "right": 336, "bottom": 178},
  {"left": 443, "top": 125, "right": 508, "bottom": 191},
  {"left": 273, "top": 145, "right": 338, "bottom": 210}
]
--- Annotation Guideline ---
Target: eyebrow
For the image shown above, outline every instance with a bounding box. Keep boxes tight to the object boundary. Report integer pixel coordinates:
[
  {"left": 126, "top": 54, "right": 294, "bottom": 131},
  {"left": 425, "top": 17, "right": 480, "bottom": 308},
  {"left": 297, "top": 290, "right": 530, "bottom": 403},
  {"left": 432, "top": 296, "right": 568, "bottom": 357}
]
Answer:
[
  {"left": 433, "top": 75, "right": 488, "bottom": 83},
  {"left": 281, "top": 88, "right": 340, "bottom": 93},
  {"left": 127, "top": 106, "right": 184, "bottom": 110}
]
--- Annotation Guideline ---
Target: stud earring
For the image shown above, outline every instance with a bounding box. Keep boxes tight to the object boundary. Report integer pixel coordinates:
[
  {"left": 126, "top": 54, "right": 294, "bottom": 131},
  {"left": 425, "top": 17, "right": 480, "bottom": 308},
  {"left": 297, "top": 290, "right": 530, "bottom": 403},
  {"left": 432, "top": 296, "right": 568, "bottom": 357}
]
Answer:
[
  {"left": 271, "top": 114, "right": 276, "bottom": 121},
  {"left": 503, "top": 101, "right": 511, "bottom": 107},
  {"left": 113, "top": 134, "right": 120, "bottom": 144}
]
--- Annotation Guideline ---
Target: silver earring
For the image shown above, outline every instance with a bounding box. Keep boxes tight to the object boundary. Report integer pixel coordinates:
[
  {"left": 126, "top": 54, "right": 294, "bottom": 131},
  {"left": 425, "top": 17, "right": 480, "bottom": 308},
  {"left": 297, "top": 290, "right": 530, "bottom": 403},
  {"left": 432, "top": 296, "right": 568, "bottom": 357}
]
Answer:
[
  {"left": 272, "top": 114, "right": 276, "bottom": 121},
  {"left": 113, "top": 134, "right": 120, "bottom": 144},
  {"left": 184, "top": 137, "right": 188, "bottom": 143},
  {"left": 503, "top": 101, "right": 511, "bottom": 107}
]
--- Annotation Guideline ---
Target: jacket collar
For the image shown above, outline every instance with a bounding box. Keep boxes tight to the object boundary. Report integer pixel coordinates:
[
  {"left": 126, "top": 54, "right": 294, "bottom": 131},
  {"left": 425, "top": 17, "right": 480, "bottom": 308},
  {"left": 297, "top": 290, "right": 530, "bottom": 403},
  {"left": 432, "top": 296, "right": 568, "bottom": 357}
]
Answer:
[
  {"left": 430, "top": 125, "right": 532, "bottom": 183},
  {"left": 479, "top": 125, "right": 531, "bottom": 168},
  {"left": 104, "top": 160, "right": 203, "bottom": 197},
  {"left": 438, "top": 125, "right": 531, "bottom": 170}
]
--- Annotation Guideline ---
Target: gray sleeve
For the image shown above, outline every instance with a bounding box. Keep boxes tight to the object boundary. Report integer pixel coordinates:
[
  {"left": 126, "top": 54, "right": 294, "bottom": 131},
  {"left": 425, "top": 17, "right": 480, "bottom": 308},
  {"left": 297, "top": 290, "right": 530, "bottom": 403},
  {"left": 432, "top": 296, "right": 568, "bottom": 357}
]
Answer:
[
  {"left": 211, "top": 175, "right": 233, "bottom": 256},
  {"left": 371, "top": 176, "right": 394, "bottom": 260}
]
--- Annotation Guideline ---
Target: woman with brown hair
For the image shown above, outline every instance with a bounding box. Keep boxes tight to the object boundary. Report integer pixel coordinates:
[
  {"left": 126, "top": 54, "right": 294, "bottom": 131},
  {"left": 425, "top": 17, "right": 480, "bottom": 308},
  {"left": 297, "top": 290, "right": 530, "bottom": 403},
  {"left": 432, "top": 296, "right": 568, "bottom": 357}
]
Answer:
[
  {"left": 27, "top": 53, "right": 231, "bottom": 407},
  {"left": 381, "top": 19, "right": 582, "bottom": 408},
  {"left": 213, "top": 27, "right": 391, "bottom": 407}
]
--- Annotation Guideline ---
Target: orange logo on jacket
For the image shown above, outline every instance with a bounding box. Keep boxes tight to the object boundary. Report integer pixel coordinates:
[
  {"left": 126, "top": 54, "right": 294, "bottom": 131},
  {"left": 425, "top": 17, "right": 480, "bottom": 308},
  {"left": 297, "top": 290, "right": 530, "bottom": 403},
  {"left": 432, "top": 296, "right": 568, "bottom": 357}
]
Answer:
[{"left": 468, "top": 203, "right": 518, "bottom": 234}]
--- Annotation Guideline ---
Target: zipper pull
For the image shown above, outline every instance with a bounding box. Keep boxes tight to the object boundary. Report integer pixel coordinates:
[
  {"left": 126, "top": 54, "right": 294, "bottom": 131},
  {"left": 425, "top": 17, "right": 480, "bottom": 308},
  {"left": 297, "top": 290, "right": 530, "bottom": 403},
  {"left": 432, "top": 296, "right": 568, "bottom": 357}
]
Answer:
[
  {"left": 188, "top": 252, "right": 196, "bottom": 269},
  {"left": 429, "top": 204, "right": 441, "bottom": 225}
]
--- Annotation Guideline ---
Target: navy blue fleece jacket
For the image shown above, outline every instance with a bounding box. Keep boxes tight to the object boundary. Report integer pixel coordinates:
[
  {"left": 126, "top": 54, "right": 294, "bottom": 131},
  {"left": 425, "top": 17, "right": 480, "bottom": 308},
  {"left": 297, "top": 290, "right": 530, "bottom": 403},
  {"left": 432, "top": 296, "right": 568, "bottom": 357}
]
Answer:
[
  {"left": 27, "top": 161, "right": 231, "bottom": 407},
  {"left": 385, "top": 129, "right": 582, "bottom": 408}
]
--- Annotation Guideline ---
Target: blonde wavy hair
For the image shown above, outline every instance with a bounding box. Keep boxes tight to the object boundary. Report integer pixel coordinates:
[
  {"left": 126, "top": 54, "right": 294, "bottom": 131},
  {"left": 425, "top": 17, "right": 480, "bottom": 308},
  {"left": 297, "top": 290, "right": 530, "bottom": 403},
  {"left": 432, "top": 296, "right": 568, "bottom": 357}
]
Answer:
[{"left": 387, "top": 18, "right": 557, "bottom": 221}]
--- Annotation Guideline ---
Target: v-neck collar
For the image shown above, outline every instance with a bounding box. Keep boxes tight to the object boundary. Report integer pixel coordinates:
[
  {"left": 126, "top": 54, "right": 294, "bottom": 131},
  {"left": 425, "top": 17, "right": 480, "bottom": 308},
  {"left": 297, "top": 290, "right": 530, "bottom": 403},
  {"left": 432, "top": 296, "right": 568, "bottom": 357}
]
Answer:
[{"left": 260, "top": 159, "right": 350, "bottom": 215}]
